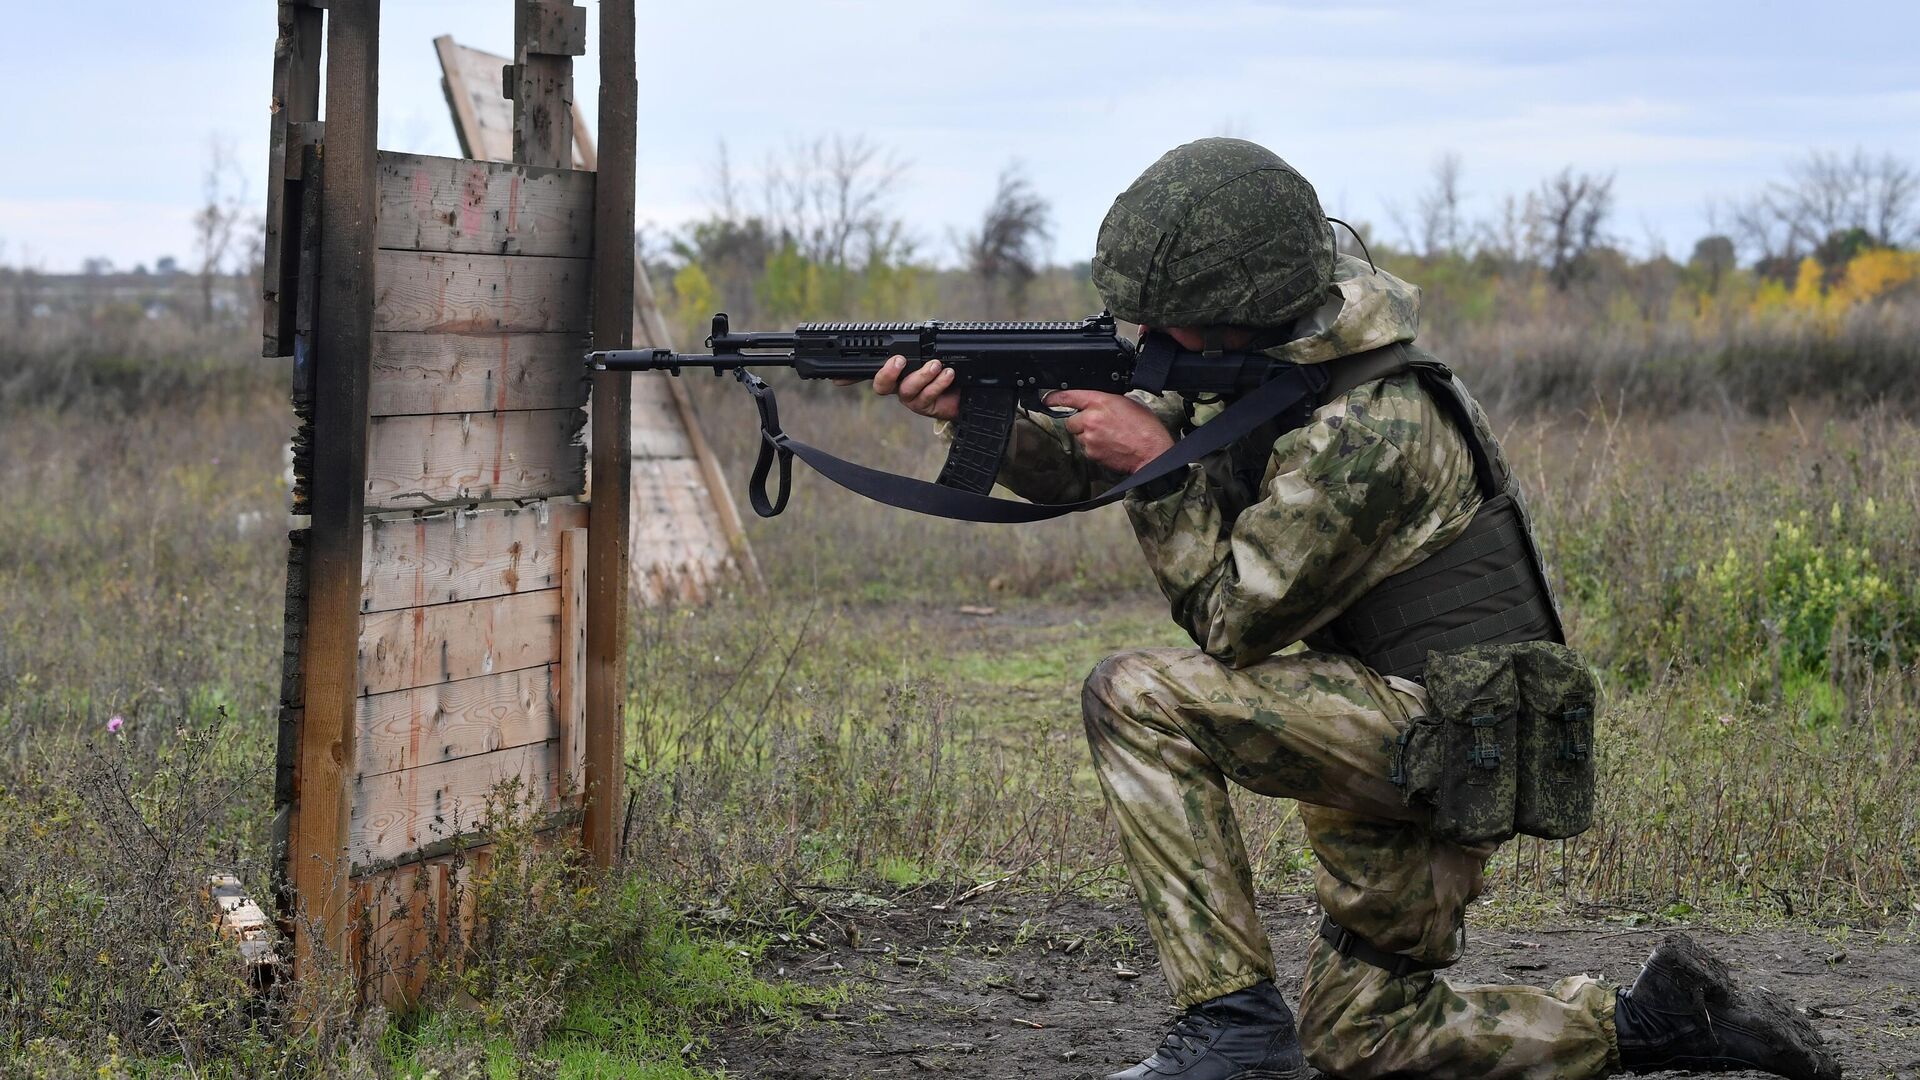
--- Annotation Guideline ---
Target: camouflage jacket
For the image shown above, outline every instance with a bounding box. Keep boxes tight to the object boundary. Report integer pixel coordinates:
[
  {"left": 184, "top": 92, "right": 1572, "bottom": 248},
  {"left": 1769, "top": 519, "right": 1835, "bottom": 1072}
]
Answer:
[{"left": 995, "top": 255, "right": 1487, "bottom": 668}]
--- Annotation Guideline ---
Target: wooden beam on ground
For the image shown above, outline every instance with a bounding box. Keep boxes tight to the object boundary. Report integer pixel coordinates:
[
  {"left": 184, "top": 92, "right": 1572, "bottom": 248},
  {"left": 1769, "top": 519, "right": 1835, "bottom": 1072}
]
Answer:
[
  {"left": 263, "top": 0, "right": 322, "bottom": 356},
  {"left": 584, "top": 0, "right": 636, "bottom": 867},
  {"left": 294, "top": 0, "right": 379, "bottom": 984}
]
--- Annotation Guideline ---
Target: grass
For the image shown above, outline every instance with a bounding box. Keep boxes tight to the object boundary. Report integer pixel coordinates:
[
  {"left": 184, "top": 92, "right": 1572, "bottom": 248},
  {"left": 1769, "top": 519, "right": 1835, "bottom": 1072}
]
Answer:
[{"left": 2, "top": 307, "right": 1918, "bottom": 1073}]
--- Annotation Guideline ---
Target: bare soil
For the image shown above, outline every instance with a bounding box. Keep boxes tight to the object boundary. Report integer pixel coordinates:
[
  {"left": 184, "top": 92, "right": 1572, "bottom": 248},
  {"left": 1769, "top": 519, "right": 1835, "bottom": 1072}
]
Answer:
[{"left": 710, "top": 888, "right": 1920, "bottom": 1079}]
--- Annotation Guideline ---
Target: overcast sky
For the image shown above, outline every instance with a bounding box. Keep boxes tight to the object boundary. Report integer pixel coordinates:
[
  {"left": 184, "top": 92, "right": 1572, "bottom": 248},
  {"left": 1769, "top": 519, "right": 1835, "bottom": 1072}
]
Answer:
[{"left": 3, "top": 1, "right": 1916, "bottom": 273}]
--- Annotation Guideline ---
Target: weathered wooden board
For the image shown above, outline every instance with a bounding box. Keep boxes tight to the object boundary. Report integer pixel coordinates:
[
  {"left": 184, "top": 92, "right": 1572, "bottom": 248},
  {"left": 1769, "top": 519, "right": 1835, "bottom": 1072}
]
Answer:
[
  {"left": 357, "top": 589, "right": 560, "bottom": 697},
  {"left": 369, "top": 331, "right": 589, "bottom": 416},
  {"left": 630, "top": 375, "right": 695, "bottom": 459},
  {"left": 376, "top": 151, "right": 593, "bottom": 259},
  {"left": 349, "top": 741, "right": 557, "bottom": 869},
  {"left": 350, "top": 847, "right": 484, "bottom": 1007},
  {"left": 630, "top": 456, "right": 740, "bottom": 606},
  {"left": 361, "top": 501, "right": 587, "bottom": 613},
  {"left": 364, "top": 409, "right": 585, "bottom": 511},
  {"left": 556, "top": 529, "right": 587, "bottom": 800},
  {"left": 373, "top": 250, "right": 591, "bottom": 334},
  {"left": 434, "top": 36, "right": 596, "bottom": 169},
  {"left": 355, "top": 665, "right": 556, "bottom": 778}
]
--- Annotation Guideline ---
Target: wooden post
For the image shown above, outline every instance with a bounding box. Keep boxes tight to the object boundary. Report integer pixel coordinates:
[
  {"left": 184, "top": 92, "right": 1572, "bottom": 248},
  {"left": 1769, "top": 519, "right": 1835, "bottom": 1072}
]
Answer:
[
  {"left": 510, "top": 1, "right": 586, "bottom": 171},
  {"left": 584, "top": 0, "right": 636, "bottom": 867},
  {"left": 294, "top": 0, "right": 379, "bottom": 979},
  {"left": 263, "top": 0, "right": 323, "bottom": 356}
]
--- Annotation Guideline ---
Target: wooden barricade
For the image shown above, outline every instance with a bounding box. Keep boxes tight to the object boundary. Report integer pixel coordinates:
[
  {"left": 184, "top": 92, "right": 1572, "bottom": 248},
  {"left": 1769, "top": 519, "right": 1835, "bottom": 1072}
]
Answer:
[{"left": 265, "top": 0, "right": 632, "bottom": 1007}]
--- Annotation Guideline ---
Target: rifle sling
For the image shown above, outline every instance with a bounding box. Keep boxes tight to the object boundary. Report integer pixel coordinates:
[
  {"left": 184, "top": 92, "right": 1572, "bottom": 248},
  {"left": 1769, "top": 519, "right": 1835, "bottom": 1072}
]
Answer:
[{"left": 743, "top": 344, "right": 1411, "bottom": 523}]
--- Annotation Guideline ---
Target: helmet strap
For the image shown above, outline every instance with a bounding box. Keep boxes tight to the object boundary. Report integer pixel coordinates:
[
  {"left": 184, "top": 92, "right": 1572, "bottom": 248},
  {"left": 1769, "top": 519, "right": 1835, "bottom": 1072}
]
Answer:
[{"left": 1201, "top": 327, "right": 1228, "bottom": 357}]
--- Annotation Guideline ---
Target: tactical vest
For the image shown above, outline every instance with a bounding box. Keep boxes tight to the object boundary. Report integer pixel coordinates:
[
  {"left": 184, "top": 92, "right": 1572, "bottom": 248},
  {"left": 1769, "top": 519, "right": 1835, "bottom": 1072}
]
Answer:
[{"left": 1300, "top": 345, "right": 1567, "bottom": 680}]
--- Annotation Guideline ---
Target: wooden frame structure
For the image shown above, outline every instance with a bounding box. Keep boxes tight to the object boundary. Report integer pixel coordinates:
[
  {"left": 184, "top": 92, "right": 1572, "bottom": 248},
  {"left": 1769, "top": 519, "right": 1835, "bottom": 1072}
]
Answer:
[
  {"left": 433, "top": 34, "right": 759, "bottom": 606},
  {"left": 263, "top": 0, "right": 633, "bottom": 1002}
]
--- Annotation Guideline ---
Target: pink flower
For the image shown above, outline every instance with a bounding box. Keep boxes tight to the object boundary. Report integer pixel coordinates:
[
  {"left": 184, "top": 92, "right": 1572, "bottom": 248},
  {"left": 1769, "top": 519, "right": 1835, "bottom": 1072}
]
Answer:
[{"left": 107, "top": 715, "right": 124, "bottom": 734}]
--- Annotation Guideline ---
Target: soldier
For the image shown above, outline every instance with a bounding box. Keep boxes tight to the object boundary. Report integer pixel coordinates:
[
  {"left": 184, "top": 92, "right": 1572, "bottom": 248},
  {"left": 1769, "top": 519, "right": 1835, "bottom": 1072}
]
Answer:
[{"left": 866, "top": 138, "right": 1838, "bottom": 1080}]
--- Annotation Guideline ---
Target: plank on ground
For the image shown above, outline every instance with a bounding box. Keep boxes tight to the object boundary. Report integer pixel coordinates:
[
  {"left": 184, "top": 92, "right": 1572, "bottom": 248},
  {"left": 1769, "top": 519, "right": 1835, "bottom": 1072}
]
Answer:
[
  {"left": 630, "top": 456, "right": 739, "bottom": 607},
  {"left": 349, "top": 741, "right": 557, "bottom": 869},
  {"left": 376, "top": 151, "right": 593, "bottom": 259},
  {"left": 369, "top": 332, "right": 588, "bottom": 417},
  {"left": 373, "top": 250, "right": 590, "bottom": 334},
  {"left": 630, "top": 374, "right": 694, "bottom": 459},
  {"left": 364, "top": 408, "right": 585, "bottom": 511},
  {"left": 355, "top": 665, "right": 556, "bottom": 778},
  {"left": 357, "top": 588, "right": 560, "bottom": 697},
  {"left": 361, "top": 501, "right": 587, "bottom": 613}
]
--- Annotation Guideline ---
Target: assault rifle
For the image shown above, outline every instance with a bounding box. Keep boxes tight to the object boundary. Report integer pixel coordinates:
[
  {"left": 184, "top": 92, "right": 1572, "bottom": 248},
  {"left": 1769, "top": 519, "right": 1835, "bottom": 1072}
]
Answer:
[{"left": 589, "top": 311, "right": 1359, "bottom": 522}]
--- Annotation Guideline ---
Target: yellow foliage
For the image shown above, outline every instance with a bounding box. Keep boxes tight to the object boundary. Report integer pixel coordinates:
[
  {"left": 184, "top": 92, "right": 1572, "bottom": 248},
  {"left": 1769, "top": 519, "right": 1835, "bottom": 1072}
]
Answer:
[
  {"left": 1831, "top": 248, "right": 1920, "bottom": 307},
  {"left": 1790, "top": 257, "right": 1825, "bottom": 309}
]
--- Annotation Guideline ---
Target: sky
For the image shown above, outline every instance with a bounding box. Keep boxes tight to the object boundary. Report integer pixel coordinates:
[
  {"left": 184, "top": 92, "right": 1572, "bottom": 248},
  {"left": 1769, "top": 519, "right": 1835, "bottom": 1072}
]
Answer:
[{"left": 2, "top": 0, "right": 1916, "bottom": 274}]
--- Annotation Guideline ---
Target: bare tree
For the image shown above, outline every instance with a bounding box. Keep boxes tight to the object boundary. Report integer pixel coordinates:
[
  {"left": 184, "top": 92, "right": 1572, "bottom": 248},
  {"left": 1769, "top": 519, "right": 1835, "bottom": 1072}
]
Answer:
[
  {"left": 1726, "top": 148, "right": 1918, "bottom": 272},
  {"left": 964, "top": 164, "right": 1053, "bottom": 316},
  {"left": 759, "top": 134, "right": 908, "bottom": 269},
  {"left": 1528, "top": 168, "right": 1616, "bottom": 291},
  {"left": 193, "top": 135, "right": 248, "bottom": 325},
  {"left": 1415, "top": 152, "right": 1466, "bottom": 257}
]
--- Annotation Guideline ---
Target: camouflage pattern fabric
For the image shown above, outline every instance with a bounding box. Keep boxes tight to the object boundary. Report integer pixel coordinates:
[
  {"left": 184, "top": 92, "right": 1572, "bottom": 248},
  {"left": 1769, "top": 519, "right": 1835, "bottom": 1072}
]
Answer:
[
  {"left": 994, "top": 253, "right": 1618, "bottom": 1074},
  {"left": 1083, "top": 646, "right": 1618, "bottom": 1077},
  {"left": 1092, "top": 137, "right": 1336, "bottom": 330}
]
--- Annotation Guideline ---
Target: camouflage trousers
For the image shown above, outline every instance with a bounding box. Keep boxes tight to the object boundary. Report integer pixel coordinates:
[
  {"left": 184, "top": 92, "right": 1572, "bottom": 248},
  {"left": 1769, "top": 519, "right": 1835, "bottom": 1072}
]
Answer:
[{"left": 1083, "top": 647, "right": 1618, "bottom": 1079}]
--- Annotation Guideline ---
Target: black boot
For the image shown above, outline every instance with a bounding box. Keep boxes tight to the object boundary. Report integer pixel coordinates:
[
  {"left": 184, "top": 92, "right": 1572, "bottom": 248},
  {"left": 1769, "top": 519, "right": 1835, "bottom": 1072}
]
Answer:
[
  {"left": 1105, "top": 980, "right": 1315, "bottom": 1080},
  {"left": 1615, "top": 933, "right": 1840, "bottom": 1080}
]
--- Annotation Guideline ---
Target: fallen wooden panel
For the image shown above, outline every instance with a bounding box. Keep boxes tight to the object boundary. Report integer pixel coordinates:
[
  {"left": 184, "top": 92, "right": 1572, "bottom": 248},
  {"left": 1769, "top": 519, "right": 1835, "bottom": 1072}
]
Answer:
[
  {"left": 361, "top": 501, "right": 588, "bottom": 613},
  {"left": 373, "top": 250, "right": 591, "bottom": 334},
  {"left": 369, "top": 331, "right": 589, "bottom": 416},
  {"left": 364, "top": 409, "right": 585, "bottom": 511},
  {"left": 630, "top": 456, "right": 742, "bottom": 606},
  {"left": 357, "top": 588, "right": 560, "bottom": 697},
  {"left": 355, "top": 665, "right": 556, "bottom": 778},
  {"left": 630, "top": 374, "right": 695, "bottom": 459},
  {"left": 349, "top": 741, "right": 557, "bottom": 869},
  {"left": 376, "top": 151, "right": 593, "bottom": 259}
]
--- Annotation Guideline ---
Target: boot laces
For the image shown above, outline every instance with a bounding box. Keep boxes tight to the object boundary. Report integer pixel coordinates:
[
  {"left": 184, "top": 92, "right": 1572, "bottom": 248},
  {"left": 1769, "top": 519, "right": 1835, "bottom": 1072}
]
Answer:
[{"left": 1154, "top": 1007, "right": 1226, "bottom": 1066}]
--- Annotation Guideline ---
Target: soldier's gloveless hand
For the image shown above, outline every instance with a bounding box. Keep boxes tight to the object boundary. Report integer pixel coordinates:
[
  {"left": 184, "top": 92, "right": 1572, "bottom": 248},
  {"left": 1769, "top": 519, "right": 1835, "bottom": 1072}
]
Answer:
[
  {"left": 852, "top": 355, "right": 961, "bottom": 422},
  {"left": 1042, "top": 390, "right": 1174, "bottom": 475}
]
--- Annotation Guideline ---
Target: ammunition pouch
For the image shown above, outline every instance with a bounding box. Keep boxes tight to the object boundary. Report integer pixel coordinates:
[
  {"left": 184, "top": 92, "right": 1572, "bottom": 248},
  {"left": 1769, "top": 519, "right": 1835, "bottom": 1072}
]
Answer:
[{"left": 1391, "top": 641, "right": 1598, "bottom": 843}]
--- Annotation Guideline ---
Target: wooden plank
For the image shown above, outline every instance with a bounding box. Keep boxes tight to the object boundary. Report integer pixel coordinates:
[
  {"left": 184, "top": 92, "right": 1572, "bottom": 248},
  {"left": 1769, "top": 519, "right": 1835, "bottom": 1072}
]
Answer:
[
  {"left": 364, "top": 408, "right": 585, "bottom": 511},
  {"left": 376, "top": 152, "right": 594, "bottom": 258},
  {"left": 263, "top": 0, "right": 322, "bottom": 356},
  {"left": 294, "top": 0, "right": 380, "bottom": 985},
  {"left": 355, "top": 666, "right": 556, "bottom": 778},
  {"left": 630, "top": 457, "right": 740, "bottom": 606},
  {"left": 630, "top": 375, "right": 694, "bottom": 458},
  {"left": 370, "top": 332, "right": 588, "bottom": 417},
  {"left": 556, "top": 529, "right": 587, "bottom": 801},
  {"left": 373, "top": 250, "right": 591, "bottom": 335},
  {"left": 433, "top": 36, "right": 593, "bottom": 170},
  {"left": 357, "top": 589, "right": 561, "bottom": 698},
  {"left": 512, "top": 1, "right": 583, "bottom": 170},
  {"left": 361, "top": 501, "right": 587, "bottom": 613},
  {"left": 351, "top": 846, "right": 484, "bottom": 1009},
  {"left": 584, "top": 0, "right": 636, "bottom": 867},
  {"left": 348, "top": 742, "right": 557, "bottom": 869}
]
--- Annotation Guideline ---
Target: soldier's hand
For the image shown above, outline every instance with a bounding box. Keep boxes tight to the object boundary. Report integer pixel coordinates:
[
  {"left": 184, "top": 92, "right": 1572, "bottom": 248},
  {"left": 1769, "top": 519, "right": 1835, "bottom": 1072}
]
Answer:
[
  {"left": 847, "top": 355, "right": 959, "bottom": 422},
  {"left": 1043, "top": 390, "right": 1174, "bottom": 474}
]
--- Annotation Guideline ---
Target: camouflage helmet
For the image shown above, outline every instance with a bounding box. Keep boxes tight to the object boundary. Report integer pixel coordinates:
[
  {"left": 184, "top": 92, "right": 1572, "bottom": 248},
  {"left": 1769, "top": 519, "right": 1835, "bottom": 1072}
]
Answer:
[{"left": 1091, "top": 138, "right": 1335, "bottom": 330}]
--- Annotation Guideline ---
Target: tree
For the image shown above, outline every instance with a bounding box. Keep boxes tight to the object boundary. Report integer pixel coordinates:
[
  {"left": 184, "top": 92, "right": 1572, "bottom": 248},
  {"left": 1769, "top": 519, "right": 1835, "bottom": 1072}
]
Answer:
[
  {"left": 193, "top": 135, "right": 248, "bottom": 325},
  {"left": 964, "top": 164, "right": 1053, "bottom": 316},
  {"left": 1688, "top": 235, "right": 1736, "bottom": 295},
  {"left": 1727, "top": 148, "right": 1918, "bottom": 273},
  {"left": 1528, "top": 168, "right": 1616, "bottom": 291},
  {"left": 1394, "top": 152, "right": 1466, "bottom": 258}
]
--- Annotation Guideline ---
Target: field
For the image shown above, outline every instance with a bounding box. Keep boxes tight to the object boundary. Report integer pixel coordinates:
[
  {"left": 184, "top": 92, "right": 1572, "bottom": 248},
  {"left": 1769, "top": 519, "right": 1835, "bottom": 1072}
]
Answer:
[{"left": 2, "top": 314, "right": 1918, "bottom": 1076}]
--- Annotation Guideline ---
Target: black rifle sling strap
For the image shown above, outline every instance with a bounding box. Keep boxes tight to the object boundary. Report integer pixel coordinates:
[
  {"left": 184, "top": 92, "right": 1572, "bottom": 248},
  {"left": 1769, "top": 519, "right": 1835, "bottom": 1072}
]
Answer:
[{"left": 744, "top": 344, "right": 1413, "bottom": 524}]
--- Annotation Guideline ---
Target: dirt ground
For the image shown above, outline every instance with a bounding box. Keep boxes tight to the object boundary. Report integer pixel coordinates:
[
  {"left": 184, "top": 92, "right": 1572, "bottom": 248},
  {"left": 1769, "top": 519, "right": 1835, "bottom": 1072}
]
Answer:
[{"left": 710, "top": 887, "right": 1920, "bottom": 1080}]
